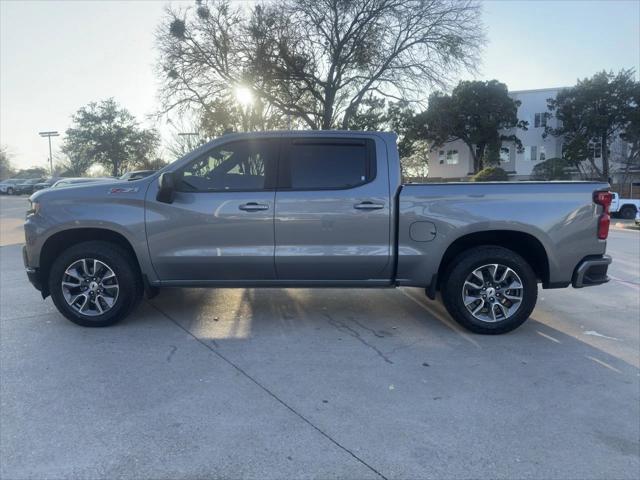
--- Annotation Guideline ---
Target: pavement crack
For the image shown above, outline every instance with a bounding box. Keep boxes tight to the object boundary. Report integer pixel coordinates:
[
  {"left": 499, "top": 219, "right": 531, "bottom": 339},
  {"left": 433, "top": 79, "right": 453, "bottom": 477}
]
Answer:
[
  {"left": 166, "top": 345, "right": 178, "bottom": 362},
  {"left": 348, "top": 317, "right": 387, "bottom": 338},
  {"left": 323, "top": 313, "right": 393, "bottom": 364},
  {"left": 148, "top": 301, "right": 388, "bottom": 480},
  {"left": 384, "top": 339, "right": 422, "bottom": 357}
]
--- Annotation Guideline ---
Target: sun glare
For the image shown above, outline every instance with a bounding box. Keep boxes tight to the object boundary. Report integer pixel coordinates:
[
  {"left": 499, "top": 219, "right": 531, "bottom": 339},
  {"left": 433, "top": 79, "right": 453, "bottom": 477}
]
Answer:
[{"left": 235, "top": 86, "right": 254, "bottom": 107}]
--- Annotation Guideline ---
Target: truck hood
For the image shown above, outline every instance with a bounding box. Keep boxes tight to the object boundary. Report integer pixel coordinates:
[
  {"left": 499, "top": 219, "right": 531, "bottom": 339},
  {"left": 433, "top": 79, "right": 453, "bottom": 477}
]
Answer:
[{"left": 30, "top": 176, "right": 156, "bottom": 203}]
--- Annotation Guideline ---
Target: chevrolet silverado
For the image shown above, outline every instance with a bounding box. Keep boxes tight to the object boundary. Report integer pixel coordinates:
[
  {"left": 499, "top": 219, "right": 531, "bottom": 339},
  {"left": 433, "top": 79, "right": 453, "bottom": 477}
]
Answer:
[{"left": 24, "top": 131, "right": 613, "bottom": 334}]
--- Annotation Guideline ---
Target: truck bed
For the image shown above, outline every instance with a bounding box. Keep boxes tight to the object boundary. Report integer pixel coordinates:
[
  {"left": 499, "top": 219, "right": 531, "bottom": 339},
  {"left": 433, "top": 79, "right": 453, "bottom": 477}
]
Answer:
[{"left": 396, "top": 181, "right": 609, "bottom": 288}]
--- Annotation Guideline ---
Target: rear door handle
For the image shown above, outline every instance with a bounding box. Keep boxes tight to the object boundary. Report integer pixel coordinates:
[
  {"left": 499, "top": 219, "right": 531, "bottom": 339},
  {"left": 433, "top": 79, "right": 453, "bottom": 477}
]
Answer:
[
  {"left": 239, "top": 202, "right": 270, "bottom": 211},
  {"left": 354, "top": 201, "right": 385, "bottom": 210}
]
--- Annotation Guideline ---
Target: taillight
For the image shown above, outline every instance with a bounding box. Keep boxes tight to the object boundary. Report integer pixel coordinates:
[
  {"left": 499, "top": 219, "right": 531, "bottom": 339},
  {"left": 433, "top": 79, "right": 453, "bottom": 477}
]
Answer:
[{"left": 593, "top": 190, "right": 612, "bottom": 240}]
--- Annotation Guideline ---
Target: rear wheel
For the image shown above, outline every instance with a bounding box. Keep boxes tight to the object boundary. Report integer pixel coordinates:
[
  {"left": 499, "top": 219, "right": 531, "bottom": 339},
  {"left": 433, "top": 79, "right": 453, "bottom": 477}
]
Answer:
[
  {"left": 6, "top": 187, "right": 14, "bottom": 195},
  {"left": 49, "top": 241, "right": 142, "bottom": 327},
  {"left": 441, "top": 246, "right": 538, "bottom": 334},
  {"left": 619, "top": 205, "right": 637, "bottom": 219}
]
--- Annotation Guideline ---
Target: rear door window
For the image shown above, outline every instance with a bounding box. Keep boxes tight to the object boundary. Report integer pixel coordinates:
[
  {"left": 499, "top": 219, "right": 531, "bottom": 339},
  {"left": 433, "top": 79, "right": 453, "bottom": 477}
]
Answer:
[{"left": 281, "top": 139, "right": 375, "bottom": 190}]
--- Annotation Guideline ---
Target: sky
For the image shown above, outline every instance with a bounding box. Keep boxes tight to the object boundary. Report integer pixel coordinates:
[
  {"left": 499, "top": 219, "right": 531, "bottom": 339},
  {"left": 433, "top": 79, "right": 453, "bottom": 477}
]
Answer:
[{"left": 1, "top": 0, "right": 639, "bottom": 170}]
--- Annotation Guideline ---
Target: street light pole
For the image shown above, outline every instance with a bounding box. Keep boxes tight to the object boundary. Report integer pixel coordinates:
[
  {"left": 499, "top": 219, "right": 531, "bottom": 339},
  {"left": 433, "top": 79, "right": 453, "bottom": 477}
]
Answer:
[
  {"left": 38, "top": 131, "right": 60, "bottom": 176},
  {"left": 178, "top": 132, "right": 200, "bottom": 151}
]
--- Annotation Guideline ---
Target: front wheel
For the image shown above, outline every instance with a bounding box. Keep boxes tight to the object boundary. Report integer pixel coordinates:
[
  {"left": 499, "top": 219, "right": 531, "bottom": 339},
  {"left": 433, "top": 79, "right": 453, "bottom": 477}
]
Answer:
[
  {"left": 441, "top": 246, "right": 538, "bottom": 334},
  {"left": 49, "top": 241, "right": 142, "bottom": 327},
  {"left": 6, "top": 187, "right": 14, "bottom": 195}
]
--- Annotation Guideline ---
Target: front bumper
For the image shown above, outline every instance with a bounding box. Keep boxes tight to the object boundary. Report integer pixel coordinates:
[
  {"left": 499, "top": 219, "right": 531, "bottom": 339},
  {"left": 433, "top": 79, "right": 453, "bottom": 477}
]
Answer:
[
  {"left": 572, "top": 255, "right": 612, "bottom": 288},
  {"left": 23, "top": 245, "right": 43, "bottom": 292}
]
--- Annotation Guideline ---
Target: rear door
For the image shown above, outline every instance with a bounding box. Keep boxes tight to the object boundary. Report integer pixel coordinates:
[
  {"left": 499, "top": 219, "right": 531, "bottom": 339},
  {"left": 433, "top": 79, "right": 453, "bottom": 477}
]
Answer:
[
  {"left": 274, "top": 136, "right": 391, "bottom": 281},
  {"left": 146, "top": 138, "right": 279, "bottom": 282}
]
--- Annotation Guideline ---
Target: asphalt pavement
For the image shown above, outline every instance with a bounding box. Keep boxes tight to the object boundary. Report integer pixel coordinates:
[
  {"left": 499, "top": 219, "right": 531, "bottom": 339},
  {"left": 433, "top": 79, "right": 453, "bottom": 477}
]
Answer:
[{"left": 1, "top": 195, "right": 638, "bottom": 479}]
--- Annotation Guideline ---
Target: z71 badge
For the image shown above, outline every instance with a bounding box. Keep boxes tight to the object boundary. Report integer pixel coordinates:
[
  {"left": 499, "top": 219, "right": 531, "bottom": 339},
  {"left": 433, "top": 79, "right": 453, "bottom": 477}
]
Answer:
[{"left": 109, "top": 187, "right": 139, "bottom": 194}]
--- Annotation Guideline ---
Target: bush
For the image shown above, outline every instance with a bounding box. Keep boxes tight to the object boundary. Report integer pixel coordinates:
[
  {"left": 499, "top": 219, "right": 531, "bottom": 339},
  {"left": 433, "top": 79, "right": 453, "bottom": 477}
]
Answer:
[
  {"left": 530, "top": 157, "right": 572, "bottom": 180},
  {"left": 472, "top": 166, "right": 509, "bottom": 182}
]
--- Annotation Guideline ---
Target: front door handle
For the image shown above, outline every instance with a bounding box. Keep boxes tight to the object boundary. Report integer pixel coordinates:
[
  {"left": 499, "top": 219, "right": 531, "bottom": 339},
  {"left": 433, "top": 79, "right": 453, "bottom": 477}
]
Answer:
[
  {"left": 354, "top": 201, "right": 385, "bottom": 210},
  {"left": 239, "top": 202, "right": 270, "bottom": 211}
]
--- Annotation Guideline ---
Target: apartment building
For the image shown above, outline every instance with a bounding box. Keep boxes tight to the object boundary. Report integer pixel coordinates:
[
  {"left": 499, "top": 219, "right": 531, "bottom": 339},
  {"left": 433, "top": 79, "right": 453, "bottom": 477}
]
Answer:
[{"left": 425, "top": 87, "right": 633, "bottom": 182}]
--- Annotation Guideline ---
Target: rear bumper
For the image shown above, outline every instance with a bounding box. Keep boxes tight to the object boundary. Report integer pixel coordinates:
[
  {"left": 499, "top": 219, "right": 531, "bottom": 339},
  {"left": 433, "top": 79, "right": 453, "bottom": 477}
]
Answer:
[{"left": 572, "top": 255, "right": 612, "bottom": 288}]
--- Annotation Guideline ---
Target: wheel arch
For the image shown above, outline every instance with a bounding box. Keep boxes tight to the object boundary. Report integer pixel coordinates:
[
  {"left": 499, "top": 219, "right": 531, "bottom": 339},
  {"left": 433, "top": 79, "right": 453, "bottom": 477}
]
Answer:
[
  {"left": 619, "top": 203, "right": 638, "bottom": 212},
  {"left": 437, "top": 230, "right": 550, "bottom": 289},
  {"left": 39, "top": 228, "right": 142, "bottom": 297}
]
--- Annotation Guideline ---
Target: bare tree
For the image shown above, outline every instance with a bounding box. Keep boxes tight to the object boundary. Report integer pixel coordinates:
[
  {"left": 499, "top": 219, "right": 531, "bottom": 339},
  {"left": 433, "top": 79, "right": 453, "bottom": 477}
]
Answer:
[
  {"left": 156, "top": 0, "right": 483, "bottom": 130},
  {"left": 0, "top": 146, "right": 14, "bottom": 180}
]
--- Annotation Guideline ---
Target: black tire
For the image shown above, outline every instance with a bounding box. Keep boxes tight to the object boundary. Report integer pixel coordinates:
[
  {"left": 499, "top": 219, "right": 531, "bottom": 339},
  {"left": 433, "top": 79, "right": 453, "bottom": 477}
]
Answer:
[
  {"left": 48, "top": 241, "right": 142, "bottom": 327},
  {"left": 441, "top": 246, "right": 538, "bottom": 335},
  {"left": 6, "top": 187, "right": 14, "bottom": 195},
  {"left": 619, "top": 205, "right": 637, "bottom": 220}
]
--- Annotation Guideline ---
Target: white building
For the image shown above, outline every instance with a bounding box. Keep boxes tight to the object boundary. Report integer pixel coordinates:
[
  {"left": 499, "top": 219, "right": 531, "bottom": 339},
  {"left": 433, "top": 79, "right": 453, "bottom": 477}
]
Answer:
[{"left": 425, "top": 87, "right": 632, "bottom": 182}]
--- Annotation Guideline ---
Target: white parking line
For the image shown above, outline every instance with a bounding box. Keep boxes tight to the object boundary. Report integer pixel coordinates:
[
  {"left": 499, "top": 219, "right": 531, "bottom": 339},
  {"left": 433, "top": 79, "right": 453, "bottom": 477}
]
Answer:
[
  {"left": 585, "top": 355, "right": 622, "bottom": 374},
  {"left": 608, "top": 274, "right": 640, "bottom": 292},
  {"left": 537, "top": 330, "right": 561, "bottom": 343}
]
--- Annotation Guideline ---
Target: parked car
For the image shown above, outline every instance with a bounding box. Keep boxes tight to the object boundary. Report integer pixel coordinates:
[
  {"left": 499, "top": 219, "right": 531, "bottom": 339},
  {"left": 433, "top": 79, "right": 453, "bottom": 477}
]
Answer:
[
  {"left": 635, "top": 211, "right": 640, "bottom": 227},
  {"left": 14, "top": 178, "right": 45, "bottom": 195},
  {"left": 0, "top": 178, "right": 27, "bottom": 195},
  {"left": 24, "top": 131, "right": 612, "bottom": 334},
  {"left": 32, "top": 177, "right": 62, "bottom": 192},
  {"left": 51, "top": 177, "right": 114, "bottom": 189},
  {"left": 610, "top": 192, "right": 640, "bottom": 219},
  {"left": 119, "top": 170, "right": 155, "bottom": 181}
]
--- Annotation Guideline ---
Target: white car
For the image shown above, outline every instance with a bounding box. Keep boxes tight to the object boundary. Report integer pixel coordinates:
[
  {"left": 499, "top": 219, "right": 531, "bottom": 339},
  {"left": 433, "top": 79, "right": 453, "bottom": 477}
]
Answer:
[
  {"left": 635, "top": 210, "right": 640, "bottom": 227},
  {"left": 0, "top": 178, "right": 27, "bottom": 195},
  {"left": 610, "top": 192, "right": 640, "bottom": 219}
]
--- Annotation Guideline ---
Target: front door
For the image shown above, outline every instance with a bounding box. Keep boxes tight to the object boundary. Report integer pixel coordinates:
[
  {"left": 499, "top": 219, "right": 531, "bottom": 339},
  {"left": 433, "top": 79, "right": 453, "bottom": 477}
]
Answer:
[
  {"left": 274, "top": 137, "right": 391, "bottom": 281},
  {"left": 146, "top": 138, "right": 279, "bottom": 282}
]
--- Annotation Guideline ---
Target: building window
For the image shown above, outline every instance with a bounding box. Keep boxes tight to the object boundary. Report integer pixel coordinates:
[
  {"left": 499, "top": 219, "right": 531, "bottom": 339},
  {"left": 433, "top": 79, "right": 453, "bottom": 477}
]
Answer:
[
  {"left": 525, "top": 145, "right": 538, "bottom": 161},
  {"left": 438, "top": 150, "right": 445, "bottom": 164},
  {"left": 500, "top": 146, "right": 510, "bottom": 163},
  {"left": 588, "top": 141, "right": 602, "bottom": 159},
  {"left": 446, "top": 150, "right": 459, "bottom": 165},
  {"left": 534, "top": 113, "right": 547, "bottom": 128}
]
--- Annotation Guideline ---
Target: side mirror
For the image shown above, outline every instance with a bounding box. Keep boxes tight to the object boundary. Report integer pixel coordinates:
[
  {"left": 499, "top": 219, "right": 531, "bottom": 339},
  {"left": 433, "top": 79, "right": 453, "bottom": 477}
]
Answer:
[{"left": 156, "top": 172, "right": 176, "bottom": 204}]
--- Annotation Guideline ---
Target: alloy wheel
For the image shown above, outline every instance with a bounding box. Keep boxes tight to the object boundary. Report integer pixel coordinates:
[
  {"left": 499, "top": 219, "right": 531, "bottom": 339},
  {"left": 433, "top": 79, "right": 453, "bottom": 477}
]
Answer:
[
  {"left": 61, "top": 258, "right": 119, "bottom": 316},
  {"left": 461, "top": 263, "right": 524, "bottom": 323}
]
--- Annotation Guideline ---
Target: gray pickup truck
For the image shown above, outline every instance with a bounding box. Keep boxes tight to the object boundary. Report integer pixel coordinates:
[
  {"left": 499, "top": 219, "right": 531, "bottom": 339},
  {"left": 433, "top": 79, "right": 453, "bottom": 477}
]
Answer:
[{"left": 24, "top": 131, "right": 613, "bottom": 334}]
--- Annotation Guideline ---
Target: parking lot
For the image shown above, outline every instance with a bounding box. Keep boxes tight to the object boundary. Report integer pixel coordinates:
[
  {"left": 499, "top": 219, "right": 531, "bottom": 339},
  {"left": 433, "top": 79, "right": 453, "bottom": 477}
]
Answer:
[{"left": 1, "top": 194, "right": 638, "bottom": 479}]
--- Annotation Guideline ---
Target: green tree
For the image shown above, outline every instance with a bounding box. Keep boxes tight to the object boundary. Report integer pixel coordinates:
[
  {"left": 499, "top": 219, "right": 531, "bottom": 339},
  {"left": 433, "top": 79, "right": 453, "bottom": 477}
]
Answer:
[
  {"left": 55, "top": 151, "right": 95, "bottom": 177},
  {"left": 616, "top": 77, "right": 640, "bottom": 187},
  {"left": 156, "top": 0, "right": 483, "bottom": 130},
  {"left": 545, "top": 69, "right": 638, "bottom": 180},
  {"left": 63, "top": 99, "right": 159, "bottom": 177},
  {"left": 14, "top": 167, "right": 47, "bottom": 178},
  {"left": 411, "top": 80, "right": 527, "bottom": 173},
  {"left": 0, "top": 147, "right": 14, "bottom": 180}
]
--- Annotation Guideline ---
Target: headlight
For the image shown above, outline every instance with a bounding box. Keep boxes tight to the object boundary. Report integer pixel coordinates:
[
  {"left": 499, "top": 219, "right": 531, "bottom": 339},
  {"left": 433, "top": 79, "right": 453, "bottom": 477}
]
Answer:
[{"left": 26, "top": 200, "right": 40, "bottom": 217}]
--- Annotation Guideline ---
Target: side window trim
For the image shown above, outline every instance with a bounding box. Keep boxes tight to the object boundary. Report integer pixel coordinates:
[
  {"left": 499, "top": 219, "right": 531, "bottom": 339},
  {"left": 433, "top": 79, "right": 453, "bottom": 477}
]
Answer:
[
  {"left": 175, "top": 138, "right": 280, "bottom": 193},
  {"left": 278, "top": 137, "right": 377, "bottom": 191}
]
